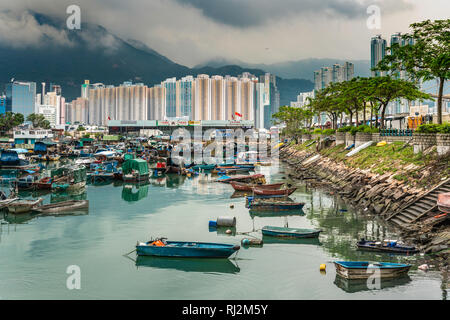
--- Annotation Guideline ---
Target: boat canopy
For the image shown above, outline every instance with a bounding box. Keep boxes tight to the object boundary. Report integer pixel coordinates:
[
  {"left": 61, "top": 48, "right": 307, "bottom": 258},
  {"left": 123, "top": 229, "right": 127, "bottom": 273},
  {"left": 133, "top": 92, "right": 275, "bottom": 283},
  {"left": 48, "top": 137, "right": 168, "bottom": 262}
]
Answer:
[
  {"left": 122, "top": 158, "right": 149, "bottom": 175},
  {"left": 0, "top": 150, "right": 20, "bottom": 164},
  {"left": 51, "top": 165, "right": 87, "bottom": 183}
]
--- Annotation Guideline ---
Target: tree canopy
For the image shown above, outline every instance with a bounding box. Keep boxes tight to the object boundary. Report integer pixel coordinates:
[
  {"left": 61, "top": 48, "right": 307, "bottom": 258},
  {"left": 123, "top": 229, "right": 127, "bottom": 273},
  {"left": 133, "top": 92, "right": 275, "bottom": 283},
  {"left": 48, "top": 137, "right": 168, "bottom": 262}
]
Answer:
[
  {"left": 0, "top": 112, "right": 24, "bottom": 132},
  {"left": 26, "top": 113, "right": 51, "bottom": 129},
  {"left": 374, "top": 19, "right": 449, "bottom": 123}
]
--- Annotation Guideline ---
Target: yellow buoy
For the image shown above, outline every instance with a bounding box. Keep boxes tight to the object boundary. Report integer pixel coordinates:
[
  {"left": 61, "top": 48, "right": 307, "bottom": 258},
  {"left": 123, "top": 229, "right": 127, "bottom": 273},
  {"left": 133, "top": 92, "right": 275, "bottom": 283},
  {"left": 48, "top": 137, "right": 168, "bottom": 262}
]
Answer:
[{"left": 320, "top": 264, "right": 326, "bottom": 271}]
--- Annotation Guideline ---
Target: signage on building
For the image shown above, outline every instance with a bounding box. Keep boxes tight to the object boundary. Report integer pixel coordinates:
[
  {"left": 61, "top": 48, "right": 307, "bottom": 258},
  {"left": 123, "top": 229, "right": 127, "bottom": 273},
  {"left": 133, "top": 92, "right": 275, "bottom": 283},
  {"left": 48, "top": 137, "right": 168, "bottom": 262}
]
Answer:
[
  {"left": 188, "top": 121, "right": 201, "bottom": 126},
  {"left": 410, "top": 105, "right": 429, "bottom": 116},
  {"left": 157, "top": 120, "right": 170, "bottom": 126}
]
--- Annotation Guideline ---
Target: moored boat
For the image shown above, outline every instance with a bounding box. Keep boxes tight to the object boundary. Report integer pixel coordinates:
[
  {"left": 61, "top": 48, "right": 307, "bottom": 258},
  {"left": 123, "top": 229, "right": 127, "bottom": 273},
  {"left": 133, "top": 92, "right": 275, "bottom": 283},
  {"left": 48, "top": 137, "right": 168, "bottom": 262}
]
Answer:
[
  {"left": 7, "top": 198, "right": 43, "bottom": 213},
  {"left": 356, "top": 239, "right": 419, "bottom": 254},
  {"left": 217, "top": 173, "right": 266, "bottom": 184},
  {"left": 33, "top": 200, "right": 89, "bottom": 214},
  {"left": 437, "top": 192, "right": 450, "bottom": 213},
  {"left": 253, "top": 187, "right": 297, "bottom": 197},
  {"left": 34, "top": 176, "right": 53, "bottom": 190},
  {"left": 136, "top": 238, "right": 240, "bottom": 258},
  {"left": 230, "top": 181, "right": 284, "bottom": 192},
  {"left": 334, "top": 261, "right": 411, "bottom": 280},
  {"left": 192, "top": 164, "right": 216, "bottom": 171},
  {"left": 261, "top": 226, "right": 322, "bottom": 238},
  {"left": 247, "top": 197, "right": 304, "bottom": 211}
]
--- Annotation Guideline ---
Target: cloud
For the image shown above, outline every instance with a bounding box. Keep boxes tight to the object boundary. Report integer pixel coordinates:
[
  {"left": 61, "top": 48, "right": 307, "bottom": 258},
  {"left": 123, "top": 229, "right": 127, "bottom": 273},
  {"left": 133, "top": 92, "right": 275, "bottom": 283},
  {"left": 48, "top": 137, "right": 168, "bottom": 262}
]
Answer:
[
  {"left": 0, "top": 10, "right": 73, "bottom": 48},
  {"left": 174, "top": 0, "right": 413, "bottom": 28}
]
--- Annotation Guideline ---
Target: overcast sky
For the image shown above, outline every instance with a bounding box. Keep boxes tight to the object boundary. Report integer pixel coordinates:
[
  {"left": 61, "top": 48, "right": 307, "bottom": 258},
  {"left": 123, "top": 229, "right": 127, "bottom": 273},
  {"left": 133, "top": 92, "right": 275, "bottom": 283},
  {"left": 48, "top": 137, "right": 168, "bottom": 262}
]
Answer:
[{"left": 0, "top": 0, "right": 449, "bottom": 67}]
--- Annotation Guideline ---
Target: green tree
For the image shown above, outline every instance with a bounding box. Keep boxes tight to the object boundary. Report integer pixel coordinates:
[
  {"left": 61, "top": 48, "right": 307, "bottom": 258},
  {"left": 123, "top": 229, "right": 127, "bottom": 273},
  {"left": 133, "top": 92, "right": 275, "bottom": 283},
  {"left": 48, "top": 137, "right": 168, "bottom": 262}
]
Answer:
[
  {"left": 26, "top": 113, "right": 51, "bottom": 129},
  {"left": 367, "top": 76, "right": 430, "bottom": 129},
  {"left": 272, "top": 105, "right": 313, "bottom": 139},
  {"left": 375, "top": 19, "right": 450, "bottom": 124},
  {"left": 0, "top": 112, "right": 24, "bottom": 132}
]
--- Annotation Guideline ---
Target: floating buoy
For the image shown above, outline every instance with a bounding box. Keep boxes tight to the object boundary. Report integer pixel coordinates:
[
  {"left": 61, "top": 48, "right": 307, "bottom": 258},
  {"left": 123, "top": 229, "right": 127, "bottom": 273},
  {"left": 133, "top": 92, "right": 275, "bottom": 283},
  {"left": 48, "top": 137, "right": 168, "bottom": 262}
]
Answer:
[
  {"left": 241, "top": 238, "right": 263, "bottom": 246},
  {"left": 225, "top": 229, "right": 232, "bottom": 234},
  {"left": 230, "top": 204, "right": 235, "bottom": 209},
  {"left": 320, "top": 264, "right": 326, "bottom": 271},
  {"left": 208, "top": 220, "right": 217, "bottom": 228}
]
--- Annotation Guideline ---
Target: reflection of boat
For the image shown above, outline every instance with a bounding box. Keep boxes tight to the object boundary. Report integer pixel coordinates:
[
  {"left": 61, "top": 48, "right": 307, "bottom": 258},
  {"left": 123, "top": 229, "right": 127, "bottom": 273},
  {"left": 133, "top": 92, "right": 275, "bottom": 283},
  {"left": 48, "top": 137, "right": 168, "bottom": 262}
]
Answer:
[
  {"left": 262, "top": 236, "right": 321, "bottom": 246},
  {"left": 136, "top": 239, "right": 240, "bottom": 258},
  {"left": 437, "top": 192, "right": 450, "bottom": 213},
  {"left": 334, "top": 261, "right": 411, "bottom": 280},
  {"left": 122, "top": 184, "right": 149, "bottom": 202},
  {"left": 262, "top": 226, "right": 322, "bottom": 238},
  {"left": 7, "top": 198, "right": 43, "bottom": 213},
  {"left": 334, "top": 274, "right": 412, "bottom": 293},
  {"left": 135, "top": 256, "right": 240, "bottom": 274},
  {"left": 357, "top": 239, "right": 419, "bottom": 254},
  {"left": 33, "top": 200, "right": 89, "bottom": 214},
  {"left": 249, "top": 209, "right": 305, "bottom": 218},
  {"left": 3, "top": 211, "right": 40, "bottom": 224}
]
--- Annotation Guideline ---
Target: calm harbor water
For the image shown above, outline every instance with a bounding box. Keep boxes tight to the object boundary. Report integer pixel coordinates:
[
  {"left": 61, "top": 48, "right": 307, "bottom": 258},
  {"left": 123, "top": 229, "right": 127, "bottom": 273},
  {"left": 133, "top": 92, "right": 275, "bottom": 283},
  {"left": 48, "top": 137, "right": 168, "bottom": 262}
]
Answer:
[{"left": 0, "top": 162, "right": 447, "bottom": 300}]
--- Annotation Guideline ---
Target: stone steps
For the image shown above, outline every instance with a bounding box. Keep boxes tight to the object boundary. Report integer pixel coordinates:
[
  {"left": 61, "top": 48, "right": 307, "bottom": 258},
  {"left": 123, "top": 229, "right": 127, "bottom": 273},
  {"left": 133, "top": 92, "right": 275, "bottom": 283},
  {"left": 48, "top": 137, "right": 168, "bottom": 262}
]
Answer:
[{"left": 387, "top": 178, "right": 450, "bottom": 227}]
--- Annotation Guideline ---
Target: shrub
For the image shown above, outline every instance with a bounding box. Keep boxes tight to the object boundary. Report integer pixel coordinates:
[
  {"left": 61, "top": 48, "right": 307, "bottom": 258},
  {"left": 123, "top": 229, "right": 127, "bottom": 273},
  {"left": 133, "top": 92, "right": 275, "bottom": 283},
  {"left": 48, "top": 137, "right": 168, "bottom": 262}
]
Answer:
[
  {"left": 337, "top": 126, "right": 352, "bottom": 133},
  {"left": 415, "top": 123, "right": 441, "bottom": 133},
  {"left": 438, "top": 123, "right": 450, "bottom": 134},
  {"left": 313, "top": 128, "right": 323, "bottom": 134},
  {"left": 322, "top": 129, "right": 336, "bottom": 136}
]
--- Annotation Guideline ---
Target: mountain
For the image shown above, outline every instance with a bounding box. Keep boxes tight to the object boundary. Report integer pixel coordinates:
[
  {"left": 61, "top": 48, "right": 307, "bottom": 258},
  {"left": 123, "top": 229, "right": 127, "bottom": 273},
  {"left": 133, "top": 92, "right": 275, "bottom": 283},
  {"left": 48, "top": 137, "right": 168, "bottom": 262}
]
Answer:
[
  {"left": 0, "top": 12, "right": 313, "bottom": 106},
  {"left": 196, "top": 58, "right": 371, "bottom": 80}
]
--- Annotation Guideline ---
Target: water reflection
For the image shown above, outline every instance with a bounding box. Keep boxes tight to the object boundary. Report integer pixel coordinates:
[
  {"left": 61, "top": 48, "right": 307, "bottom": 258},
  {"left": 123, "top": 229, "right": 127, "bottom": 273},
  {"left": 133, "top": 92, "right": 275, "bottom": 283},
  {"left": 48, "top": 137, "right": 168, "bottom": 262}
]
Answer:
[
  {"left": 122, "top": 184, "right": 149, "bottom": 202},
  {"left": 262, "top": 236, "right": 322, "bottom": 246},
  {"left": 334, "top": 274, "right": 412, "bottom": 293},
  {"left": 135, "top": 256, "right": 240, "bottom": 274}
]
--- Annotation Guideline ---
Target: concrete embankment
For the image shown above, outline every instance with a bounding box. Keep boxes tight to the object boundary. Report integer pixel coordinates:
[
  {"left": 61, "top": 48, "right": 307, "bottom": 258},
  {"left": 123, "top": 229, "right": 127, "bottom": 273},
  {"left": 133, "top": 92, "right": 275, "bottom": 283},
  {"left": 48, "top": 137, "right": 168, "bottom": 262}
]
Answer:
[{"left": 279, "top": 143, "right": 449, "bottom": 270}]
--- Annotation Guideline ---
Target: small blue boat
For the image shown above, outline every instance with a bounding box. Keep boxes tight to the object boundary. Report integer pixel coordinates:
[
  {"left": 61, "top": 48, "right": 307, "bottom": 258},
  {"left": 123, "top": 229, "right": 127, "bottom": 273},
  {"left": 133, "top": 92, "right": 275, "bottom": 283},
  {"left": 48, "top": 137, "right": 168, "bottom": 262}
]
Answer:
[
  {"left": 136, "top": 239, "right": 240, "bottom": 258},
  {"left": 262, "top": 226, "right": 322, "bottom": 238},
  {"left": 334, "top": 261, "right": 411, "bottom": 279},
  {"left": 247, "top": 197, "right": 305, "bottom": 211}
]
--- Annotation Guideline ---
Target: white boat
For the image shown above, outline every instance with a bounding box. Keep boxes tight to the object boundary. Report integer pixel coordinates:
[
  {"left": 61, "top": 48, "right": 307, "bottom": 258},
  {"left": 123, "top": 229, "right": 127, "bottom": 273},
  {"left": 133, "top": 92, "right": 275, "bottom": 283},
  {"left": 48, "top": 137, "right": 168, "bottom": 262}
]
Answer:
[
  {"left": 7, "top": 198, "right": 43, "bottom": 213},
  {"left": 75, "top": 157, "right": 96, "bottom": 165}
]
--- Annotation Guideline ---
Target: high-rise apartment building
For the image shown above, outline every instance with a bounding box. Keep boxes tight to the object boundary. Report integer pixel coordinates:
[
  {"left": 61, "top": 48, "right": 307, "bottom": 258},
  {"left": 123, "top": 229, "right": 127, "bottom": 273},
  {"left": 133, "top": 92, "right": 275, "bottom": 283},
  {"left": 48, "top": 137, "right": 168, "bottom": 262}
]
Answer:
[
  {"left": 6, "top": 81, "right": 36, "bottom": 118},
  {"left": 371, "top": 35, "right": 387, "bottom": 76}
]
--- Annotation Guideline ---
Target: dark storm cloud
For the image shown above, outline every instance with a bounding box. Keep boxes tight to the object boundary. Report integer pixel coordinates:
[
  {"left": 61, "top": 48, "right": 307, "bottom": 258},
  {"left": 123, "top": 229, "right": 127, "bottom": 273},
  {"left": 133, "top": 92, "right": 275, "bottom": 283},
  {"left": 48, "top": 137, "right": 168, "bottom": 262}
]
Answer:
[{"left": 174, "top": 0, "right": 412, "bottom": 28}]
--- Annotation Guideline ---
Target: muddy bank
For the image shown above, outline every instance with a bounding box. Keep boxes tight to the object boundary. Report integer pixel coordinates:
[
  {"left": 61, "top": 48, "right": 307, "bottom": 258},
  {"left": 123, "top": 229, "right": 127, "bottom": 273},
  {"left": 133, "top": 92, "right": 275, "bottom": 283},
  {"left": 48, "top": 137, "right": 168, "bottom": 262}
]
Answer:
[{"left": 279, "top": 144, "right": 449, "bottom": 271}]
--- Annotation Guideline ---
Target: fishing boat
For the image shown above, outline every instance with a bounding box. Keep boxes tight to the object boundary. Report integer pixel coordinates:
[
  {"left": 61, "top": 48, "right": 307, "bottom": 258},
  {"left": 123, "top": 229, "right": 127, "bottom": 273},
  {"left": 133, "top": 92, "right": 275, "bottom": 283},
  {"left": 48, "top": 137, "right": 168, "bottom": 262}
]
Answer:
[
  {"left": 437, "top": 192, "right": 450, "bottom": 213},
  {"left": 34, "top": 176, "right": 53, "bottom": 190},
  {"left": 253, "top": 187, "right": 297, "bottom": 197},
  {"left": 122, "top": 159, "right": 150, "bottom": 182},
  {"left": 261, "top": 226, "right": 322, "bottom": 238},
  {"left": 215, "top": 168, "right": 252, "bottom": 175},
  {"left": 192, "top": 164, "right": 216, "bottom": 171},
  {"left": 247, "top": 197, "right": 305, "bottom": 211},
  {"left": 7, "top": 198, "right": 43, "bottom": 213},
  {"left": 230, "top": 181, "right": 284, "bottom": 192},
  {"left": 33, "top": 200, "right": 89, "bottom": 214},
  {"left": 136, "top": 238, "right": 240, "bottom": 258},
  {"left": 0, "top": 197, "right": 20, "bottom": 209},
  {"left": 51, "top": 165, "right": 87, "bottom": 193},
  {"left": 75, "top": 157, "right": 96, "bottom": 165},
  {"left": 217, "top": 173, "right": 266, "bottom": 184},
  {"left": 356, "top": 239, "right": 419, "bottom": 254},
  {"left": 334, "top": 261, "right": 411, "bottom": 280}
]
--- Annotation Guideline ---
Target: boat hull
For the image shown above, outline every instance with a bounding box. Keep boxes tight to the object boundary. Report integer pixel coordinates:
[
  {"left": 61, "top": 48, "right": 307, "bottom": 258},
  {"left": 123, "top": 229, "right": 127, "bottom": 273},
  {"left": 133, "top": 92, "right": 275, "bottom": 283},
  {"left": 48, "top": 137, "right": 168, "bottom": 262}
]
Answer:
[
  {"left": 262, "top": 226, "right": 321, "bottom": 238},
  {"left": 33, "top": 200, "right": 89, "bottom": 214},
  {"left": 356, "top": 241, "right": 418, "bottom": 254},
  {"left": 253, "top": 187, "right": 296, "bottom": 196},
  {"left": 136, "top": 241, "right": 239, "bottom": 258},
  {"left": 334, "top": 261, "right": 411, "bottom": 280}
]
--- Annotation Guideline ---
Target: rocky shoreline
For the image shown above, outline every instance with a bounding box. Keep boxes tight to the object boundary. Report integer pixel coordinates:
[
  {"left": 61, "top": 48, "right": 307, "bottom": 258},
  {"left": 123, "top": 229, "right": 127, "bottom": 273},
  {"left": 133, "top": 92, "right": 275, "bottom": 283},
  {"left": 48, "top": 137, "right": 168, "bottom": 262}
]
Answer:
[{"left": 279, "top": 144, "right": 449, "bottom": 272}]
